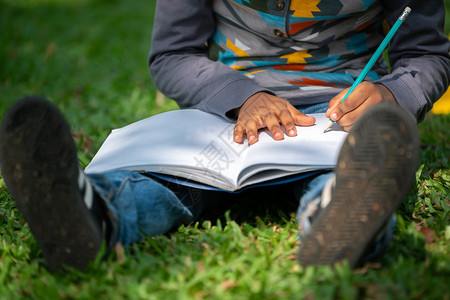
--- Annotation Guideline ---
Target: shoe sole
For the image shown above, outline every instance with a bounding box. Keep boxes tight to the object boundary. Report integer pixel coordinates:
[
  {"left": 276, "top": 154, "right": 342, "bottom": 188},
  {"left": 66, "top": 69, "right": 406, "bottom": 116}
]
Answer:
[
  {"left": 0, "top": 97, "right": 102, "bottom": 272},
  {"left": 297, "top": 103, "right": 420, "bottom": 268}
]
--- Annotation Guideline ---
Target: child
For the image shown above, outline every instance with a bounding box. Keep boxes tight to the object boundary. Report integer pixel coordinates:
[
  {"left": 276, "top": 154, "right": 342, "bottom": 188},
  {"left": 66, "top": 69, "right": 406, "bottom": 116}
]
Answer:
[{"left": 1, "top": 0, "right": 448, "bottom": 272}]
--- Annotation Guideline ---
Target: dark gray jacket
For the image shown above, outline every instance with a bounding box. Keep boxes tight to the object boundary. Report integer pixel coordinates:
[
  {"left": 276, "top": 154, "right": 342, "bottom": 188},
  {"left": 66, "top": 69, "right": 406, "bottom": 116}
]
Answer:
[{"left": 149, "top": 0, "right": 450, "bottom": 122}]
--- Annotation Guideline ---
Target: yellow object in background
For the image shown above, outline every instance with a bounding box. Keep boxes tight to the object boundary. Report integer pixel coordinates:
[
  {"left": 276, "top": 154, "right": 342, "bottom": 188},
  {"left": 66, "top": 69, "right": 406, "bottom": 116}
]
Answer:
[
  {"left": 432, "top": 88, "right": 450, "bottom": 114},
  {"left": 432, "top": 34, "right": 450, "bottom": 115}
]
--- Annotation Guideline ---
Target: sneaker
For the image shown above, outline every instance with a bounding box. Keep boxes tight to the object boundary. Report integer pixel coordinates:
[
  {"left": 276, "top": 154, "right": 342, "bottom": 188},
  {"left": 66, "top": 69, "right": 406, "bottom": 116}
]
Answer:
[
  {"left": 297, "top": 102, "right": 420, "bottom": 268},
  {"left": 0, "top": 96, "right": 115, "bottom": 272}
]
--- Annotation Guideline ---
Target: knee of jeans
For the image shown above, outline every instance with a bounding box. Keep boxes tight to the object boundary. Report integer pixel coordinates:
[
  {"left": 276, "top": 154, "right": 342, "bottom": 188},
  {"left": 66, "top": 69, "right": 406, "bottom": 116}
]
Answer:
[
  {"left": 90, "top": 171, "right": 194, "bottom": 245},
  {"left": 296, "top": 172, "right": 334, "bottom": 209},
  {"left": 296, "top": 172, "right": 334, "bottom": 240},
  {"left": 88, "top": 170, "right": 143, "bottom": 200}
]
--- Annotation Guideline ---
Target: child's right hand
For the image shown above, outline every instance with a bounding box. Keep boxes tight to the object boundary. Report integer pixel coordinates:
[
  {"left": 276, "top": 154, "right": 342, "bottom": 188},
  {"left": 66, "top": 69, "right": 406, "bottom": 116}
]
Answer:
[{"left": 325, "top": 82, "right": 397, "bottom": 131}]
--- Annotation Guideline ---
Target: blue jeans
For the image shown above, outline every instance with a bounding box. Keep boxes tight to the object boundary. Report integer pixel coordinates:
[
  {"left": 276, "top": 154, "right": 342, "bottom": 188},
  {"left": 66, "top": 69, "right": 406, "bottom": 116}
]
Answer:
[
  {"left": 88, "top": 170, "right": 331, "bottom": 246},
  {"left": 88, "top": 101, "right": 394, "bottom": 260}
]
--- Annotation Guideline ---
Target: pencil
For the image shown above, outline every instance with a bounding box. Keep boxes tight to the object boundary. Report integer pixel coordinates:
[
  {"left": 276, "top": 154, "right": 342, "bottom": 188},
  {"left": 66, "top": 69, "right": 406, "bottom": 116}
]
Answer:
[{"left": 323, "top": 6, "right": 411, "bottom": 132}]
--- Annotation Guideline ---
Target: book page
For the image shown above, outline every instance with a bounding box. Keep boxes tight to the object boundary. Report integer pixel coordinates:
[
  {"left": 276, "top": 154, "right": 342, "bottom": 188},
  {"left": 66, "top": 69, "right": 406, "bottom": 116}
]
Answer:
[
  {"left": 85, "top": 110, "right": 248, "bottom": 189},
  {"left": 237, "top": 113, "right": 347, "bottom": 185},
  {"left": 85, "top": 109, "right": 347, "bottom": 191}
]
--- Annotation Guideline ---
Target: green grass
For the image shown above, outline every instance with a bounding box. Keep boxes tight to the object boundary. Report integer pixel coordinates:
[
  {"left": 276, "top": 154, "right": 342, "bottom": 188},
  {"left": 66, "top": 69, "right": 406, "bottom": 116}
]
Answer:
[{"left": 0, "top": 0, "right": 449, "bottom": 299}]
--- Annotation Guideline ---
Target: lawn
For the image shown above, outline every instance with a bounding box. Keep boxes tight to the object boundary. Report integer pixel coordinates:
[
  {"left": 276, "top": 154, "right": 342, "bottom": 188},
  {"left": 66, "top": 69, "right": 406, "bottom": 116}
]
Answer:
[{"left": 0, "top": 0, "right": 449, "bottom": 299}]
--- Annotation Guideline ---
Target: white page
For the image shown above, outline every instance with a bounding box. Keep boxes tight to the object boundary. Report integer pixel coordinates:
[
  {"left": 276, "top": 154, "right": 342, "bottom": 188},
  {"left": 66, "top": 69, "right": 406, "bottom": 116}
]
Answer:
[
  {"left": 85, "top": 109, "right": 347, "bottom": 191},
  {"left": 86, "top": 110, "right": 248, "bottom": 188},
  {"left": 237, "top": 114, "right": 347, "bottom": 185}
]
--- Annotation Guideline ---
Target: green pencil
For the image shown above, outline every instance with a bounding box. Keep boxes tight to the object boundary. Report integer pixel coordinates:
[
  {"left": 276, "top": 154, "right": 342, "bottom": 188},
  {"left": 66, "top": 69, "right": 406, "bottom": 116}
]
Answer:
[{"left": 323, "top": 6, "right": 411, "bottom": 132}]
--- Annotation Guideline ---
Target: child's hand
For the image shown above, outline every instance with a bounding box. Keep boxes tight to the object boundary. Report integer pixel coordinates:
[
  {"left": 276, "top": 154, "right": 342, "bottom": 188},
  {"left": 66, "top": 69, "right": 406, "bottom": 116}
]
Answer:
[
  {"left": 326, "top": 82, "right": 397, "bottom": 131},
  {"left": 233, "top": 92, "right": 315, "bottom": 145}
]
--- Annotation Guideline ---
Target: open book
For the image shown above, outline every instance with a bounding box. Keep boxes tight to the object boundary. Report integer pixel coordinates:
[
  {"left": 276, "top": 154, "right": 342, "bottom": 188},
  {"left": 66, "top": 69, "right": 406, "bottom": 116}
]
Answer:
[{"left": 85, "top": 109, "right": 348, "bottom": 191}]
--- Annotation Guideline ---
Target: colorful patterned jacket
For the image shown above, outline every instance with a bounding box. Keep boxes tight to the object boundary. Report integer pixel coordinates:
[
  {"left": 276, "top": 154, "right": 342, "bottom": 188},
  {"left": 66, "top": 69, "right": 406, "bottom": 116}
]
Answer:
[{"left": 149, "top": 0, "right": 450, "bottom": 122}]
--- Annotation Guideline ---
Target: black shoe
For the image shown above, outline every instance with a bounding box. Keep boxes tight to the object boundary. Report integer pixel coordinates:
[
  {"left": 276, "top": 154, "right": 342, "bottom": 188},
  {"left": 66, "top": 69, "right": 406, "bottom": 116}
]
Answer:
[
  {"left": 297, "top": 103, "right": 420, "bottom": 268},
  {"left": 0, "top": 96, "right": 115, "bottom": 272}
]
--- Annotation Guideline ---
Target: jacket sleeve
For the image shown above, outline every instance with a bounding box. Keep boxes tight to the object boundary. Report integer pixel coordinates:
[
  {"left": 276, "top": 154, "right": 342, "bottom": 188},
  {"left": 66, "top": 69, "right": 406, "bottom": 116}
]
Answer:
[
  {"left": 148, "top": 0, "right": 267, "bottom": 119},
  {"left": 377, "top": 0, "right": 450, "bottom": 122}
]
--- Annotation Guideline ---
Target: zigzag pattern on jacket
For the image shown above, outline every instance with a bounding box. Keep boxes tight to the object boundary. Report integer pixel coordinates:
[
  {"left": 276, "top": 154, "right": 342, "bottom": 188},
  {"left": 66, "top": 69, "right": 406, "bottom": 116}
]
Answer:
[{"left": 208, "top": 0, "right": 386, "bottom": 98}]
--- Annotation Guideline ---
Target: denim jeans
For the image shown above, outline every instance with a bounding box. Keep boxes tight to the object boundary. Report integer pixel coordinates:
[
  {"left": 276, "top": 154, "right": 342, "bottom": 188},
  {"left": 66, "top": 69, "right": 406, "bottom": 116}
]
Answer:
[
  {"left": 88, "top": 170, "right": 331, "bottom": 246},
  {"left": 87, "top": 101, "right": 394, "bottom": 260}
]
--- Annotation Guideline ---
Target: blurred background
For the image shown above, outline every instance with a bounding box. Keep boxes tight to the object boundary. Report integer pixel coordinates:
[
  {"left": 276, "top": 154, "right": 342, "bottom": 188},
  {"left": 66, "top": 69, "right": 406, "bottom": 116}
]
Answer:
[{"left": 0, "top": 0, "right": 167, "bottom": 155}]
